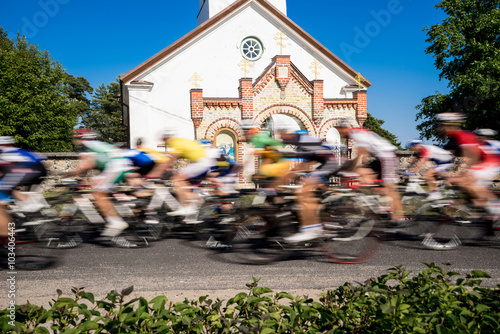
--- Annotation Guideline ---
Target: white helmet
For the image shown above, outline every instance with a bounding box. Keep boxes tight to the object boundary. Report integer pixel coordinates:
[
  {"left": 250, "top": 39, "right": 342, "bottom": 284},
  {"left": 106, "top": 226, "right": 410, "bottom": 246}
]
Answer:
[
  {"left": 436, "top": 112, "right": 464, "bottom": 124},
  {"left": 473, "top": 128, "right": 497, "bottom": 137},
  {"left": 336, "top": 118, "right": 352, "bottom": 128},
  {"left": 408, "top": 139, "right": 423, "bottom": 147},
  {"left": 0, "top": 136, "right": 14, "bottom": 145},
  {"left": 160, "top": 129, "right": 176, "bottom": 139},
  {"left": 240, "top": 119, "right": 259, "bottom": 130},
  {"left": 72, "top": 129, "right": 98, "bottom": 140}
]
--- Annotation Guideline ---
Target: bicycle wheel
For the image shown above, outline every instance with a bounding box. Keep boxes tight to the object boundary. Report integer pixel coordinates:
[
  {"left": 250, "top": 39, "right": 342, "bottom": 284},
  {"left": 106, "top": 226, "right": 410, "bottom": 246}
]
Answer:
[
  {"left": 229, "top": 213, "right": 293, "bottom": 264},
  {"left": 319, "top": 205, "right": 382, "bottom": 264},
  {"left": 12, "top": 222, "right": 60, "bottom": 270},
  {"left": 410, "top": 202, "right": 482, "bottom": 250}
]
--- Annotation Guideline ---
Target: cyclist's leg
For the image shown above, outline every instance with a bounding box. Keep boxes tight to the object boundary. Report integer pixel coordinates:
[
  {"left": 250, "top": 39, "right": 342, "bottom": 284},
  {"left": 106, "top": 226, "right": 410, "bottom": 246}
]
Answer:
[
  {"left": 92, "top": 160, "right": 130, "bottom": 237},
  {"left": 285, "top": 174, "right": 324, "bottom": 243},
  {"left": 380, "top": 154, "right": 404, "bottom": 221}
]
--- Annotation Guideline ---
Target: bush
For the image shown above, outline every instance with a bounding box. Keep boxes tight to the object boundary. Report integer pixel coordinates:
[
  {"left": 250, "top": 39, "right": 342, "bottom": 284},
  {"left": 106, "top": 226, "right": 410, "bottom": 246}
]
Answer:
[{"left": 1, "top": 263, "right": 499, "bottom": 333}]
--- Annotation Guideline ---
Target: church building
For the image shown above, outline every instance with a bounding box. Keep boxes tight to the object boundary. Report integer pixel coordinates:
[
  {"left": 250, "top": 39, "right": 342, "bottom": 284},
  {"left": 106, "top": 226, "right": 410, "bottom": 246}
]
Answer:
[{"left": 120, "top": 0, "right": 371, "bottom": 165}]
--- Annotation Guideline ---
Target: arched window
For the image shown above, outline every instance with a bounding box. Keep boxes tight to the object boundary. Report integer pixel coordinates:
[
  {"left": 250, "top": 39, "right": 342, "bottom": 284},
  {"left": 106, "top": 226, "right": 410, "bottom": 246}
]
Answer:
[{"left": 215, "top": 129, "right": 237, "bottom": 163}]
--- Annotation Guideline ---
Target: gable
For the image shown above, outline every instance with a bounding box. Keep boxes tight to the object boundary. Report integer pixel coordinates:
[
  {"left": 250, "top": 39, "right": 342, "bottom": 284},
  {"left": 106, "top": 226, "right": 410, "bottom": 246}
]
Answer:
[{"left": 120, "top": 0, "right": 371, "bottom": 89}]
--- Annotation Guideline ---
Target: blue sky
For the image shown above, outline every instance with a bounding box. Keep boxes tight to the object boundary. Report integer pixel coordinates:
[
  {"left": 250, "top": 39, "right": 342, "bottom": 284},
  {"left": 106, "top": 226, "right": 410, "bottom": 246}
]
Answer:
[{"left": 1, "top": 0, "right": 448, "bottom": 145}]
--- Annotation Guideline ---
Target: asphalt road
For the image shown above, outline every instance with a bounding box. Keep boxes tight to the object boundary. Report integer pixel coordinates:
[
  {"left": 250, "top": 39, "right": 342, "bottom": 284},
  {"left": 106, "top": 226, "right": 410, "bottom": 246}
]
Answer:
[{"left": 2, "top": 229, "right": 500, "bottom": 308}]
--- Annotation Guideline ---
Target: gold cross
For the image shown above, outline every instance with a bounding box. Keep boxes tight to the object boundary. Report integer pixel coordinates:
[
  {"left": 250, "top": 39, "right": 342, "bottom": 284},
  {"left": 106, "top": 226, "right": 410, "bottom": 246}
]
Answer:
[
  {"left": 238, "top": 58, "right": 253, "bottom": 77},
  {"left": 355, "top": 73, "right": 365, "bottom": 90},
  {"left": 309, "top": 58, "right": 322, "bottom": 80},
  {"left": 274, "top": 28, "right": 289, "bottom": 55},
  {"left": 189, "top": 72, "right": 203, "bottom": 88}
]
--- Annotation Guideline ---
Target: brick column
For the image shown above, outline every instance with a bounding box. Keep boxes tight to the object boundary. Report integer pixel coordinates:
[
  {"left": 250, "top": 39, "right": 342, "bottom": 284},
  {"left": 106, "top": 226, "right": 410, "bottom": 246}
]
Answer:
[
  {"left": 353, "top": 90, "right": 367, "bottom": 127},
  {"left": 239, "top": 78, "right": 253, "bottom": 119},
  {"left": 190, "top": 89, "right": 204, "bottom": 137},
  {"left": 275, "top": 55, "right": 291, "bottom": 91},
  {"left": 312, "top": 80, "right": 324, "bottom": 125}
]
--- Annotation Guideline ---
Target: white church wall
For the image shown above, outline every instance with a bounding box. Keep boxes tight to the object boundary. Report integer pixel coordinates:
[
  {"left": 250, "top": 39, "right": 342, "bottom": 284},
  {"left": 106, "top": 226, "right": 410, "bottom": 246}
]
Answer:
[{"left": 126, "top": 1, "right": 356, "bottom": 148}]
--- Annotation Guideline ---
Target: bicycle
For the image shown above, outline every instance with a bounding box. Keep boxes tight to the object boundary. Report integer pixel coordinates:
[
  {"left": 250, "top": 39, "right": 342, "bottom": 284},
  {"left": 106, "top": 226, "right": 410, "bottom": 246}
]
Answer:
[{"left": 219, "top": 180, "right": 384, "bottom": 265}]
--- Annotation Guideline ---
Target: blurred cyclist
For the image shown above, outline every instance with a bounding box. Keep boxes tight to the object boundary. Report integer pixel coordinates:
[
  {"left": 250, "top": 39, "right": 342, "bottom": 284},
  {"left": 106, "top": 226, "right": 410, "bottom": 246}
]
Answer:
[
  {"left": 473, "top": 129, "right": 500, "bottom": 156},
  {"left": 0, "top": 136, "right": 47, "bottom": 211},
  {"left": 336, "top": 119, "right": 404, "bottom": 222},
  {"left": 437, "top": 113, "right": 500, "bottom": 216},
  {"left": 66, "top": 129, "right": 134, "bottom": 245},
  {"left": 0, "top": 136, "right": 47, "bottom": 248},
  {"left": 161, "top": 130, "right": 217, "bottom": 218},
  {"left": 407, "top": 139, "right": 454, "bottom": 201},
  {"left": 240, "top": 119, "right": 291, "bottom": 188}
]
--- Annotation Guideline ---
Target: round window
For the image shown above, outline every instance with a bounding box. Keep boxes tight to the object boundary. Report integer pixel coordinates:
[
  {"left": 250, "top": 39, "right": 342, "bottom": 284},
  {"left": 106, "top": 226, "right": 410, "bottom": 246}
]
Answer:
[{"left": 241, "top": 37, "right": 263, "bottom": 61}]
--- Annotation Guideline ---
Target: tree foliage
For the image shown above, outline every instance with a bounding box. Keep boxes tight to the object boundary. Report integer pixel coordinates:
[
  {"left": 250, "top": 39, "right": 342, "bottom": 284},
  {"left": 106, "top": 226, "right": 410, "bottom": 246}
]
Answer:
[
  {"left": 0, "top": 27, "right": 83, "bottom": 152},
  {"left": 81, "top": 79, "right": 127, "bottom": 144},
  {"left": 416, "top": 0, "right": 500, "bottom": 141},
  {"left": 363, "top": 113, "right": 402, "bottom": 149}
]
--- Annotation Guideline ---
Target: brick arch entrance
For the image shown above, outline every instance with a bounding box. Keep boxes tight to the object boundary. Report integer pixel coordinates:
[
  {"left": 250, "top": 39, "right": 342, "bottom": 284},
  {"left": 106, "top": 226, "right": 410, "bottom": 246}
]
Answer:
[{"left": 254, "top": 104, "right": 316, "bottom": 134}]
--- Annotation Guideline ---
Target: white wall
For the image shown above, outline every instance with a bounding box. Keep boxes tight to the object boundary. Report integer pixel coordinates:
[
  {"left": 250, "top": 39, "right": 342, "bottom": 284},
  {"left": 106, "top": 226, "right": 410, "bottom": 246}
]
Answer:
[{"left": 126, "top": 2, "right": 354, "bottom": 149}]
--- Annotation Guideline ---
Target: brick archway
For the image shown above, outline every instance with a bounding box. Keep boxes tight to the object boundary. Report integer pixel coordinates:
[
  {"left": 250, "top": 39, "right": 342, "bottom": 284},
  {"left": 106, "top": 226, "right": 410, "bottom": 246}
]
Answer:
[
  {"left": 254, "top": 104, "right": 316, "bottom": 134},
  {"left": 204, "top": 118, "right": 242, "bottom": 139}
]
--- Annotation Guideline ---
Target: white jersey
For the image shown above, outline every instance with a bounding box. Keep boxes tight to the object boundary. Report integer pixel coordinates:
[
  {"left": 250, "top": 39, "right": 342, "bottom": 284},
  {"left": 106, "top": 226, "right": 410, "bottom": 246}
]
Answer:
[
  {"left": 349, "top": 129, "right": 397, "bottom": 158},
  {"left": 419, "top": 145, "right": 454, "bottom": 164},
  {"left": 486, "top": 140, "right": 500, "bottom": 156}
]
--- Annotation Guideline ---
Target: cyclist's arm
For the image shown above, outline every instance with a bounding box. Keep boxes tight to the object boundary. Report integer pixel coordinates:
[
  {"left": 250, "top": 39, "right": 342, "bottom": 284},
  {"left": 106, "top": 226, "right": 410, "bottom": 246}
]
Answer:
[{"left": 66, "top": 154, "right": 96, "bottom": 177}]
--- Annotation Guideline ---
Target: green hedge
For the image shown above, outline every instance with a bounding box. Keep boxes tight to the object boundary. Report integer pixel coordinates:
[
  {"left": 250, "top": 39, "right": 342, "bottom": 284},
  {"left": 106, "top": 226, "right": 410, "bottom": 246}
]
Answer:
[{"left": 2, "top": 263, "right": 500, "bottom": 333}]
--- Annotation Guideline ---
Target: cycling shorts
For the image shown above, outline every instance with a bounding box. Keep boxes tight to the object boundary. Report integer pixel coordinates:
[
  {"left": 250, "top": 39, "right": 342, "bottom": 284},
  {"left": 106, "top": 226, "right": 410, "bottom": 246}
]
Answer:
[
  {"left": 0, "top": 163, "right": 47, "bottom": 194},
  {"left": 366, "top": 153, "right": 398, "bottom": 184},
  {"left": 433, "top": 162, "right": 453, "bottom": 174},
  {"left": 92, "top": 159, "right": 133, "bottom": 191},
  {"left": 468, "top": 162, "right": 500, "bottom": 188},
  {"left": 178, "top": 156, "right": 217, "bottom": 180}
]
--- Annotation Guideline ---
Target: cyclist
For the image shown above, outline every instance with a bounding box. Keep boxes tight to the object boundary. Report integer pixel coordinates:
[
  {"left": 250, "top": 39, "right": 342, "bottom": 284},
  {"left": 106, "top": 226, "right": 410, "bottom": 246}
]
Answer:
[
  {"left": 336, "top": 119, "right": 404, "bottom": 222},
  {"left": 161, "top": 130, "right": 217, "bottom": 218},
  {"left": 437, "top": 113, "right": 500, "bottom": 217},
  {"left": 279, "top": 130, "right": 341, "bottom": 243},
  {"left": 473, "top": 129, "right": 500, "bottom": 156},
  {"left": 0, "top": 136, "right": 47, "bottom": 211},
  {"left": 407, "top": 139, "right": 454, "bottom": 201},
  {"left": 240, "top": 120, "right": 292, "bottom": 188},
  {"left": 66, "top": 129, "right": 134, "bottom": 245},
  {"left": 0, "top": 136, "right": 47, "bottom": 248},
  {"left": 135, "top": 138, "right": 170, "bottom": 179}
]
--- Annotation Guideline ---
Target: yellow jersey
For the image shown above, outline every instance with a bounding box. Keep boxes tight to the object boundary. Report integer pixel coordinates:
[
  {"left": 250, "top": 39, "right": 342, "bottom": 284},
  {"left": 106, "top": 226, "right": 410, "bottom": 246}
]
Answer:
[{"left": 166, "top": 138, "right": 207, "bottom": 162}]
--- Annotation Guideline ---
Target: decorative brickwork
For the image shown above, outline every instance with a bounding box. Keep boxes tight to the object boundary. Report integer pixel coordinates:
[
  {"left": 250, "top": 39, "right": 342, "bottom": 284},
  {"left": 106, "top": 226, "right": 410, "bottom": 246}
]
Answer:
[
  {"left": 189, "top": 55, "right": 369, "bottom": 170},
  {"left": 239, "top": 78, "right": 253, "bottom": 119},
  {"left": 353, "top": 91, "right": 367, "bottom": 126}
]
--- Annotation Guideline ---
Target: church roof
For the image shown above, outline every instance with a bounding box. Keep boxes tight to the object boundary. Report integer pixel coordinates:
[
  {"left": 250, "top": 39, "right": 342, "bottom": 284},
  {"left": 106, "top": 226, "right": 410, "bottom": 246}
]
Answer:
[{"left": 120, "top": 0, "right": 371, "bottom": 88}]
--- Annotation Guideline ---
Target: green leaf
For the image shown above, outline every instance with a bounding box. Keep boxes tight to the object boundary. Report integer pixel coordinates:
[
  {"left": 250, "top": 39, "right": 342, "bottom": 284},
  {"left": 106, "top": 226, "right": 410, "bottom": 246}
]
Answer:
[
  {"left": 121, "top": 286, "right": 134, "bottom": 296},
  {"left": 35, "top": 327, "right": 50, "bottom": 334},
  {"left": 469, "top": 270, "right": 491, "bottom": 278}
]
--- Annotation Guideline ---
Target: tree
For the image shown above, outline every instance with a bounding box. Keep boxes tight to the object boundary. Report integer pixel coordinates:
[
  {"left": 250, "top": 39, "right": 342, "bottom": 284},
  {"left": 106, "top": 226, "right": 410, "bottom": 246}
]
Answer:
[
  {"left": 0, "top": 27, "right": 83, "bottom": 152},
  {"left": 64, "top": 73, "right": 93, "bottom": 120},
  {"left": 363, "top": 113, "right": 402, "bottom": 149},
  {"left": 415, "top": 0, "right": 500, "bottom": 141},
  {"left": 81, "top": 79, "right": 127, "bottom": 144}
]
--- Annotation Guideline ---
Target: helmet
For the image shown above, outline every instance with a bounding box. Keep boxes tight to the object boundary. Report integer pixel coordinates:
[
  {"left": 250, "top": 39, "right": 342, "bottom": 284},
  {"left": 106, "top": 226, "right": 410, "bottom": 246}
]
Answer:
[
  {"left": 72, "top": 129, "right": 98, "bottom": 140},
  {"left": 408, "top": 139, "right": 423, "bottom": 147},
  {"left": 473, "top": 128, "right": 497, "bottom": 137},
  {"left": 336, "top": 118, "right": 352, "bottom": 128},
  {"left": 240, "top": 119, "right": 258, "bottom": 130},
  {"left": 160, "top": 129, "right": 176, "bottom": 139},
  {"left": 0, "top": 136, "right": 14, "bottom": 145},
  {"left": 436, "top": 112, "right": 464, "bottom": 125}
]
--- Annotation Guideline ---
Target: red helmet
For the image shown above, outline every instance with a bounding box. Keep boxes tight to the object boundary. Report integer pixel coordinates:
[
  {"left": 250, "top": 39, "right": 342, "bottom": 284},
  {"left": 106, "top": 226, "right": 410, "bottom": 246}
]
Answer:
[{"left": 72, "top": 129, "right": 98, "bottom": 140}]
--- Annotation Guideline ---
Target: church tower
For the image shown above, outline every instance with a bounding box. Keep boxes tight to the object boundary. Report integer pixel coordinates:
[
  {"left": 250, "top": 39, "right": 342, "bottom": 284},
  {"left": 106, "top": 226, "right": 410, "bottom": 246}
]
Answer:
[{"left": 198, "top": 0, "right": 287, "bottom": 25}]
